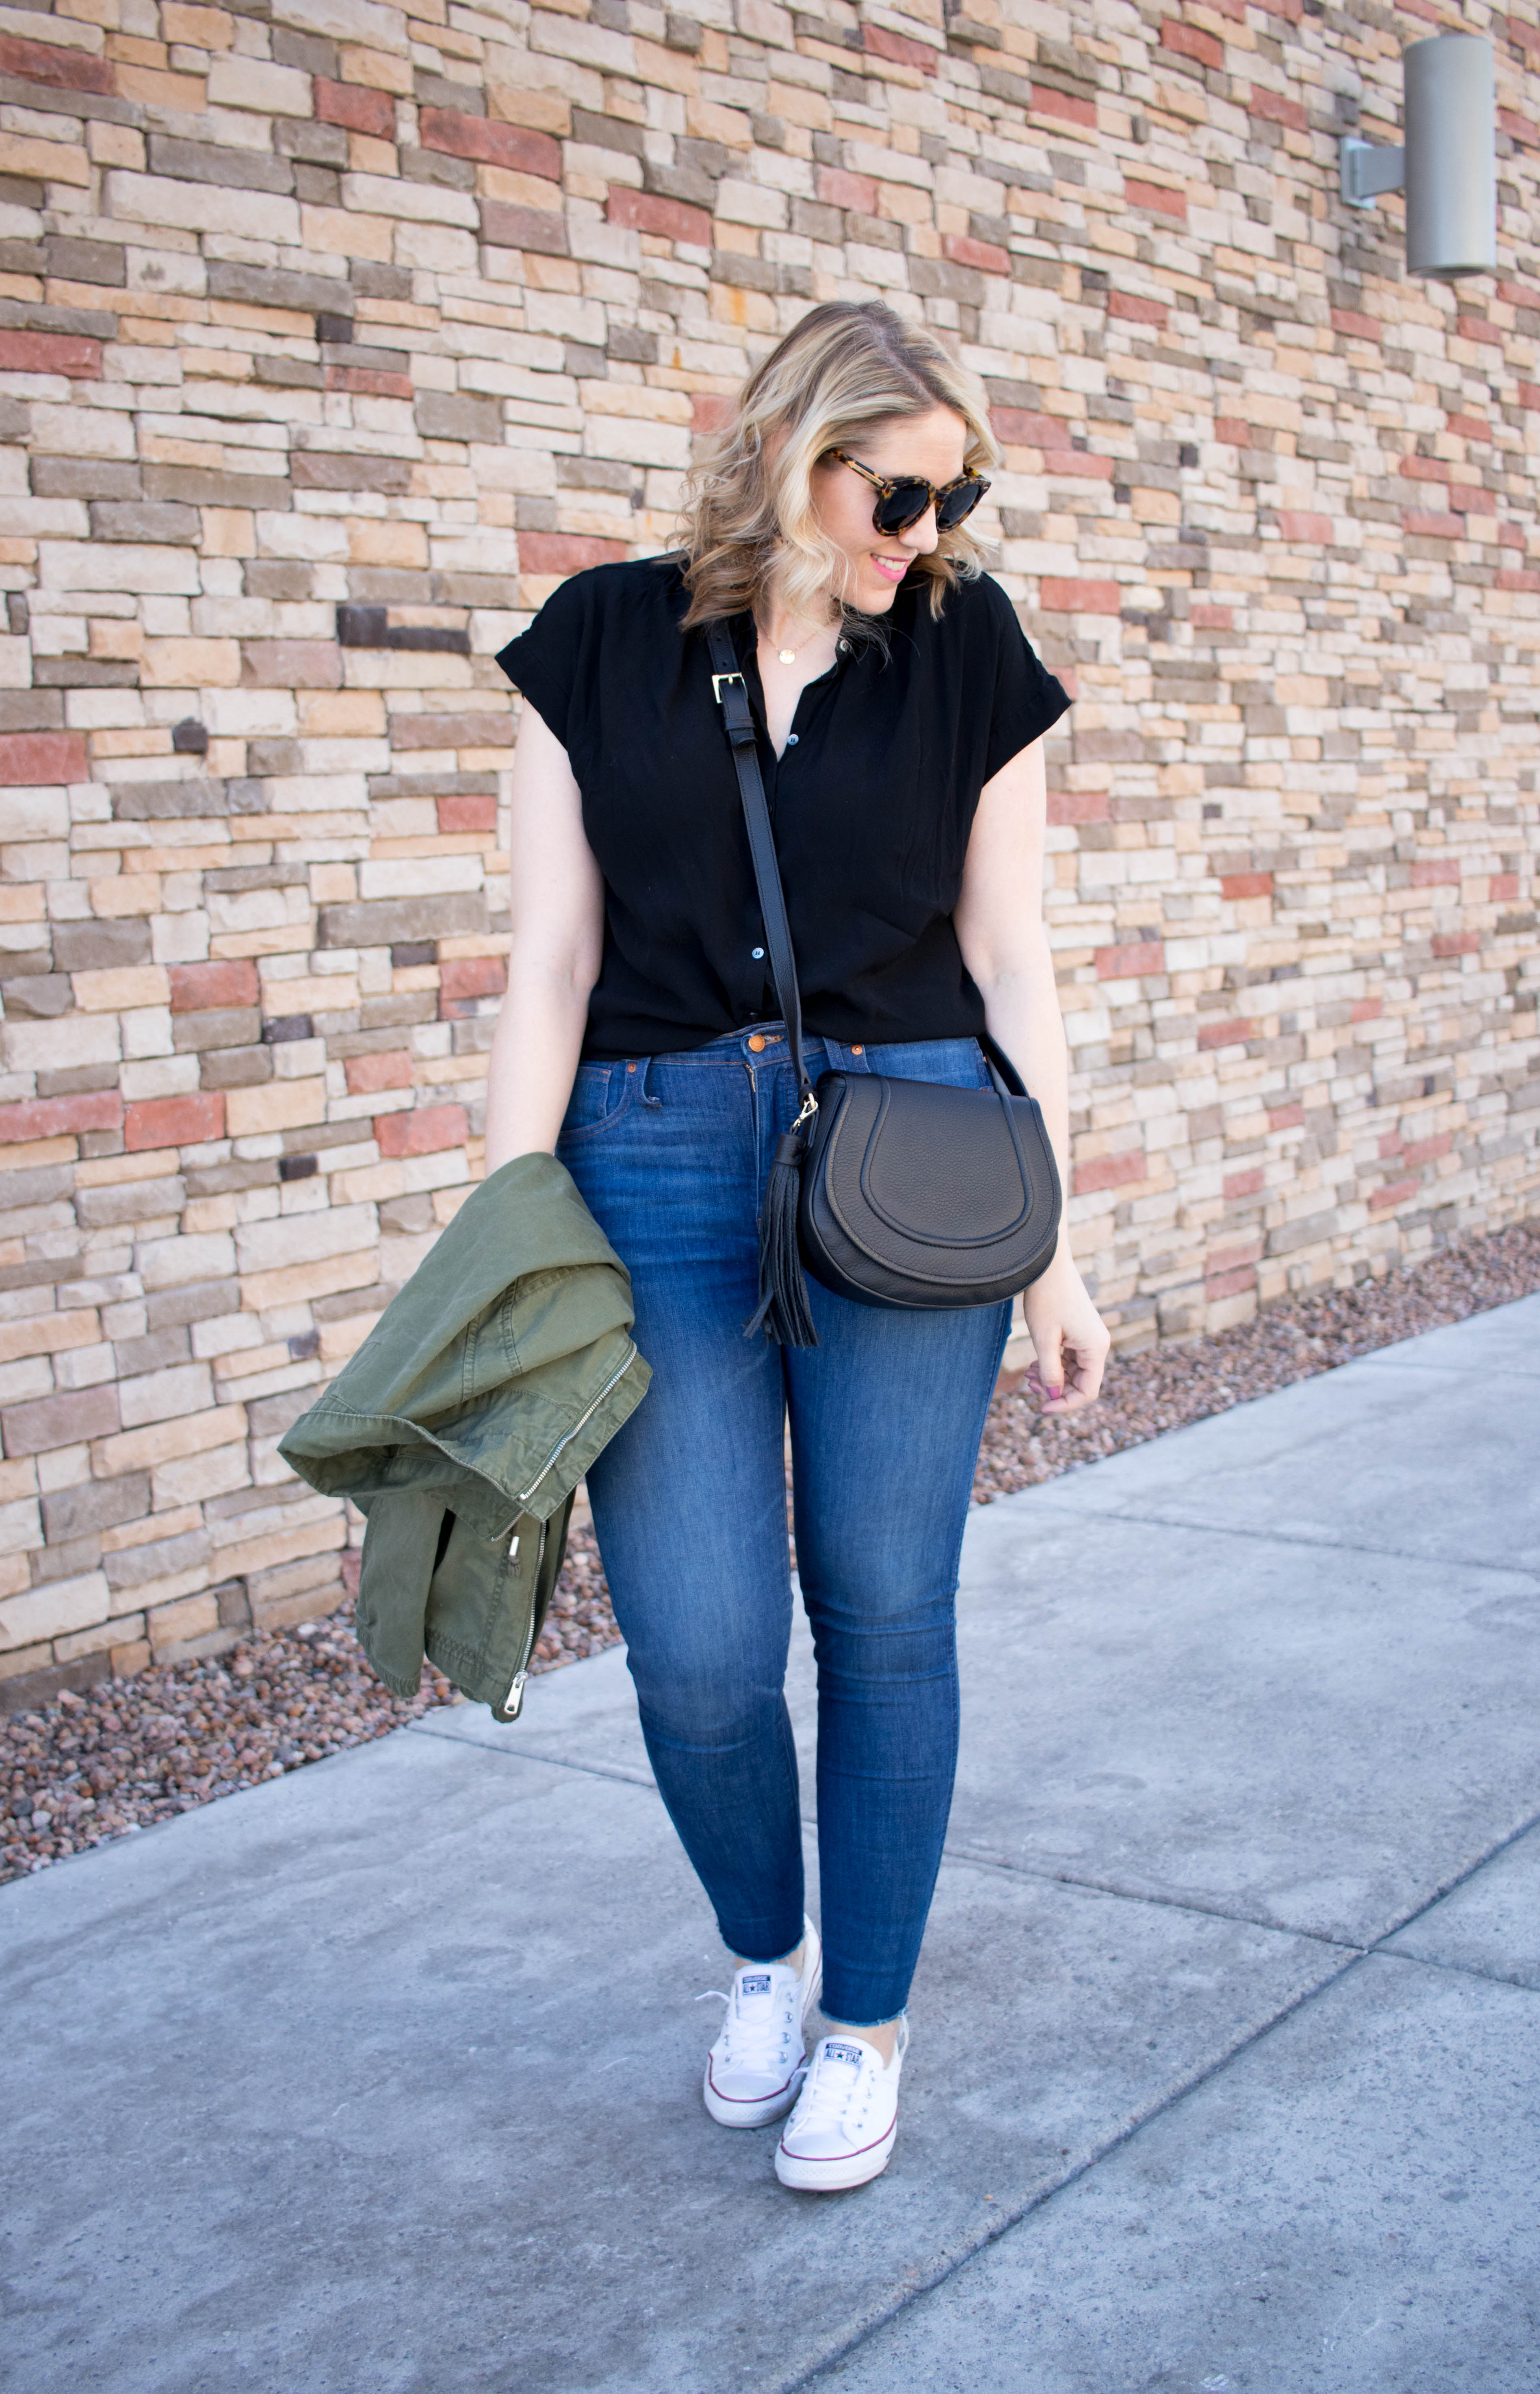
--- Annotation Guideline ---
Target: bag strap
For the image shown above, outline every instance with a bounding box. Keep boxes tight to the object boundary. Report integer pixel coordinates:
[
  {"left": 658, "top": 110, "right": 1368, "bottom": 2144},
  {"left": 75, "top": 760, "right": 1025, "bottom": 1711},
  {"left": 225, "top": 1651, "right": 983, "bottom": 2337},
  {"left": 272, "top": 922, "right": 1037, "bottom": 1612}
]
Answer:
[
  {"left": 707, "top": 617, "right": 1029, "bottom": 1113},
  {"left": 706, "top": 619, "right": 817, "bottom": 1117}
]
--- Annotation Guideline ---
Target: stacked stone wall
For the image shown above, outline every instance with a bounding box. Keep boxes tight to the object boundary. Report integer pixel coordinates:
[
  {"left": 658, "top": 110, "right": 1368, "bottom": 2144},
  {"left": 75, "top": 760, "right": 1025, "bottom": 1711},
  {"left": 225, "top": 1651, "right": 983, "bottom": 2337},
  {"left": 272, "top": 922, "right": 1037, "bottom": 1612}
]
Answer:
[{"left": 0, "top": 0, "right": 1536, "bottom": 1707}]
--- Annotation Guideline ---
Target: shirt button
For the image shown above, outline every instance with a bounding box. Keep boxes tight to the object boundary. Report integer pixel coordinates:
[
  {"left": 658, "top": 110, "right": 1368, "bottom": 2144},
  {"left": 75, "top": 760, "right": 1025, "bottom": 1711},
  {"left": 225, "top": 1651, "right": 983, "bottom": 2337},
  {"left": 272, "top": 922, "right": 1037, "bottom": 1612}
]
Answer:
[
  {"left": 751, "top": 946, "right": 765, "bottom": 959},
  {"left": 748, "top": 1034, "right": 766, "bottom": 1052},
  {"left": 785, "top": 733, "right": 799, "bottom": 746}
]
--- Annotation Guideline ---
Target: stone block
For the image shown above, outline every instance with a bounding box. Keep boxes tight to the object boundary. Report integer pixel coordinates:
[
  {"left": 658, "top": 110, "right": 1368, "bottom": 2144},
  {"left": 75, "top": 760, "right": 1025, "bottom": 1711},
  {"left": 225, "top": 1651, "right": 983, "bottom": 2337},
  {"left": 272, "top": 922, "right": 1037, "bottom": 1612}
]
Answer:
[
  {"left": 204, "top": 56, "right": 313, "bottom": 116},
  {"left": 29, "top": 459, "right": 143, "bottom": 501},
  {"left": 0, "top": 1092, "right": 121, "bottom": 1147},
  {"left": 0, "top": 1568, "right": 110, "bottom": 1652},
  {"left": 314, "top": 78, "right": 396, "bottom": 138},
  {"left": 95, "top": 1404, "right": 247, "bottom": 1479},
  {"left": 0, "top": 1388, "right": 119, "bottom": 1455},
  {"left": 168, "top": 961, "right": 260, "bottom": 1013},
  {"left": 317, "top": 896, "right": 487, "bottom": 949},
  {"left": 151, "top": 1444, "right": 252, "bottom": 1511},
  {"left": 290, "top": 452, "right": 412, "bottom": 494},
  {"left": 375, "top": 1104, "right": 468, "bottom": 1159},
  {"left": 88, "top": 501, "right": 201, "bottom": 545},
  {"left": 136, "top": 1234, "right": 238, "bottom": 1294},
  {"left": 52, "top": 920, "right": 152, "bottom": 973},
  {"left": 345, "top": 1051, "right": 412, "bottom": 1094},
  {"left": 224, "top": 1078, "right": 327, "bottom": 1138},
  {"left": 145, "top": 1280, "right": 242, "bottom": 1332},
  {"left": 123, "top": 1093, "right": 225, "bottom": 1153},
  {"left": 44, "top": 238, "right": 127, "bottom": 287},
  {"left": 200, "top": 1048, "right": 273, "bottom": 1093},
  {"left": 414, "top": 391, "right": 505, "bottom": 445},
  {"left": 234, "top": 1203, "right": 378, "bottom": 1279},
  {"left": 171, "top": 1008, "right": 263, "bottom": 1054},
  {"left": 1, "top": 973, "right": 69, "bottom": 1019},
  {"left": 143, "top": 468, "right": 293, "bottom": 511},
  {"left": 0, "top": 330, "right": 100, "bottom": 377},
  {"left": 110, "top": 790, "right": 229, "bottom": 828},
  {"left": 110, "top": 1328, "right": 191, "bottom": 1378},
  {"left": 106, "top": 169, "right": 301, "bottom": 246},
  {"left": 72, "top": 967, "right": 169, "bottom": 1015},
  {"left": 0, "top": 730, "right": 86, "bottom": 784},
  {"left": 76, "top": 1176, "right": 185, "bottom": 1229},
  {"left": 117, "top": 1362, "right": 214, "bottom": 1431},
  {"left": 102, "top": 1527, "right": 211, "bottom": 1592},
  {"left": 146, "top": 1590, "right": 220, "bottom": 1650}
]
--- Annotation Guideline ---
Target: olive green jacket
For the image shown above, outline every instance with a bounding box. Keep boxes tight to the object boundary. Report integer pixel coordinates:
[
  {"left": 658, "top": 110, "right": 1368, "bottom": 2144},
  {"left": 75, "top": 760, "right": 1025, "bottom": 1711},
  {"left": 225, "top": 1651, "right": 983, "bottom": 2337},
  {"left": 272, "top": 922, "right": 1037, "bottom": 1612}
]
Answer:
[{"left": 279, "top": 1152, "right": 649, "bottom": 1722}]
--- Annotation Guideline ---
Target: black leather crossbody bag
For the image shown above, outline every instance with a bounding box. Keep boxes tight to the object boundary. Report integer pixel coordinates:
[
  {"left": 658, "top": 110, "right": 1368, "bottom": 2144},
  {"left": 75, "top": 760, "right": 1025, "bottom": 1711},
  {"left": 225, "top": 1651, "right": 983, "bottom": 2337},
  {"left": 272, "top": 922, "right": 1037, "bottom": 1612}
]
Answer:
[{"left": 706, "top": 621, "right": 1062, "bottom": 1348}]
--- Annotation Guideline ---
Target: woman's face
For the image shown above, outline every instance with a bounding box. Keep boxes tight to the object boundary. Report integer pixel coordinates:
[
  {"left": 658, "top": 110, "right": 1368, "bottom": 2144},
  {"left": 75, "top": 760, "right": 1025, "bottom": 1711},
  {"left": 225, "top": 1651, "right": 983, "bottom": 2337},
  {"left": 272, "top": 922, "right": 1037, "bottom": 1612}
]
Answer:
[{"left": 808, "top": 404, "right": 970, "bottom": 615}]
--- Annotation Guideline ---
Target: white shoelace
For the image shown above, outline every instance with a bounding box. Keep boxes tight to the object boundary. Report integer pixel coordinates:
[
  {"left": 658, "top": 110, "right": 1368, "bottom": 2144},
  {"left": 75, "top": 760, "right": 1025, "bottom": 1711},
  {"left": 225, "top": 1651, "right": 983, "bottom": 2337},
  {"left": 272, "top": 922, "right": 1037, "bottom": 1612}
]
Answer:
[
  {"left": 789, "top": 2037, "right": 874, "bottom": 2135},
  {"left": 700, "top": 1966, "right": 801, "bottom": 2073}
]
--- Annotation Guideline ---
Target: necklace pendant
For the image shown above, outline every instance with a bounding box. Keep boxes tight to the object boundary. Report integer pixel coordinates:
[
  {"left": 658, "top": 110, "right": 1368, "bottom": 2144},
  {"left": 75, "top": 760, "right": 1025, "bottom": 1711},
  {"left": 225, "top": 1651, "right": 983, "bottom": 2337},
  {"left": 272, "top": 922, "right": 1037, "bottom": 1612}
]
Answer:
[{"left": 778, "top": 648, "right": 796, "bottom": 665}]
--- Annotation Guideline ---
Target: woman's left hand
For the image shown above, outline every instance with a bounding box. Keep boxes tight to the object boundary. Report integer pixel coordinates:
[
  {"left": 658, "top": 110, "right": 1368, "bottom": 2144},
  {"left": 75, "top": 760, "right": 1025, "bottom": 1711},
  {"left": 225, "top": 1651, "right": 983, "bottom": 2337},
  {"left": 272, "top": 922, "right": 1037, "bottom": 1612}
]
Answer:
[{"left": 1021, "top": 1247, "right": 1111, "bottom": 1418}]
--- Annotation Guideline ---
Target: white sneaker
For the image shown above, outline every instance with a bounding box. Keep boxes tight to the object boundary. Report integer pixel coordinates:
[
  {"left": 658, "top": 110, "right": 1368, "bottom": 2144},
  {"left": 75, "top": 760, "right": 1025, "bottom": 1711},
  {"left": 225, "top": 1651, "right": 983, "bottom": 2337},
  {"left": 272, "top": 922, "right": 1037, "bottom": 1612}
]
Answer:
[
  {"left": 702, "top": 1917, "right": 823, "bottom": 2129},
  {"left": 775, "top": 2018, "right": 908, "bottom": 2192}
]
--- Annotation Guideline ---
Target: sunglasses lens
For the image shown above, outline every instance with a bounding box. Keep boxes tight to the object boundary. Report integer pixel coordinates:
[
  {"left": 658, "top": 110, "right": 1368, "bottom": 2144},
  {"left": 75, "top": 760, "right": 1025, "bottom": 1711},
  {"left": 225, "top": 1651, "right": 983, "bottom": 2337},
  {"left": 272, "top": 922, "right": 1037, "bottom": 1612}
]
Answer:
[
  {"left": 937, "top": 477, "right": 985, "bottom": 529},
  {"left": 875, "top": 483, "right": 931, "bottom": 536}
]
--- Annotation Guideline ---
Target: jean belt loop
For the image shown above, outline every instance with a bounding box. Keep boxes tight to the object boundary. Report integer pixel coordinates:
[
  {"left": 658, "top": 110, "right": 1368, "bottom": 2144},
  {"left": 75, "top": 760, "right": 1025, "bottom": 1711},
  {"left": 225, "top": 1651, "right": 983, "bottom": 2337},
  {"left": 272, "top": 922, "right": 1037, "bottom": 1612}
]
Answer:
[{"left": 640, "top": 1054, "right": 661, "bottom": 1107}]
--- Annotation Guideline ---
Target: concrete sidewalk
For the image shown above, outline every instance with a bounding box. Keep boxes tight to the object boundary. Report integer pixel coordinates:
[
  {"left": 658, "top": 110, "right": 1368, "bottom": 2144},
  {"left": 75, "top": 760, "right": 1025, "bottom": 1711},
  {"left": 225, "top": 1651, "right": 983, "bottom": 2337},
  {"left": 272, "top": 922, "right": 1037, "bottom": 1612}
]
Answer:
[{"left": 4, "top": 1298, "right": 1539, "bottom": 2394}]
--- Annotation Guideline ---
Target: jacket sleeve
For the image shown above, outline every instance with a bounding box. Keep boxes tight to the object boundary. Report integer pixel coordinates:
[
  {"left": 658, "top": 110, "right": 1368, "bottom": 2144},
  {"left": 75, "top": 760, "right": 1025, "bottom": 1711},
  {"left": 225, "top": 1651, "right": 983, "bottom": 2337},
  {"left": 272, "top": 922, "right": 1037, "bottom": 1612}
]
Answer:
[{"left": 352, "top": 1489, "right": 446, "bottom": 1700}]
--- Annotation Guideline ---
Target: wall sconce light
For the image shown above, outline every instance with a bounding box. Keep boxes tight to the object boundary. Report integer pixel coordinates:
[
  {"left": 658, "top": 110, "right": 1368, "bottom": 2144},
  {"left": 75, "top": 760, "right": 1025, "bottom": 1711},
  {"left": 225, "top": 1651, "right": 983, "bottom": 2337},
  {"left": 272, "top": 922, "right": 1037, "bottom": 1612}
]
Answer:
[{"left": 1340, "top": 33, "right": 1496, "bottom": 279}]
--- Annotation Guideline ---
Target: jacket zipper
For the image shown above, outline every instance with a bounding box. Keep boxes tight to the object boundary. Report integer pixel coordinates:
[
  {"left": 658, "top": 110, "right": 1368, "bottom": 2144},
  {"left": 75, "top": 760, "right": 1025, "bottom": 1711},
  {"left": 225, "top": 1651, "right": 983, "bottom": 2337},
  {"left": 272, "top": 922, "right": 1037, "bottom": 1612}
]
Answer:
[
  {"left": 502, "top": 1524, "right": 545, "bottom": 1719},
  {"left": 515, "top": 1340, "right": 638, "bottom": 1509},
  {"left": 502, "top": 1340, "right": 638, "bottom": 1718}
]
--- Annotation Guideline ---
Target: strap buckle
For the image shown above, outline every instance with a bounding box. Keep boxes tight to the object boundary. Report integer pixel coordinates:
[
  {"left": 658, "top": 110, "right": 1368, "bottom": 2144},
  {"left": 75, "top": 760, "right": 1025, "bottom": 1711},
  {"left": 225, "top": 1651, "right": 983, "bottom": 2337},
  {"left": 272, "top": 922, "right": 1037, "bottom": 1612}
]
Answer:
[{"left": 711, "top": 670, "right": 746, "bottom": 706}]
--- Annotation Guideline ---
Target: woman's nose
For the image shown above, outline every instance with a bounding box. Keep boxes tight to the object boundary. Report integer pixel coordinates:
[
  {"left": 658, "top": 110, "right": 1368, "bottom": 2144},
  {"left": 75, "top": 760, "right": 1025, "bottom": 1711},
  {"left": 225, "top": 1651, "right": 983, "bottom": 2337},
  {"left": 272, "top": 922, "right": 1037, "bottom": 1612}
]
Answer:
[{"left": 901, "top": 504, "right": 940, "bottom": 555}]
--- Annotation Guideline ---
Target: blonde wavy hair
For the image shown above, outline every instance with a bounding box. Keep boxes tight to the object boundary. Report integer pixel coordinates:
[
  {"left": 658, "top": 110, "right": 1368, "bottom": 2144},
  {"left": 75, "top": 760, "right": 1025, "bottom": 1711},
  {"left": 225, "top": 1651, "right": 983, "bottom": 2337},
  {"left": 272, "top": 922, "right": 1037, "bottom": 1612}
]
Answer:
[{"left": 678, "top": 301, "right": 998, "bottom": 634}]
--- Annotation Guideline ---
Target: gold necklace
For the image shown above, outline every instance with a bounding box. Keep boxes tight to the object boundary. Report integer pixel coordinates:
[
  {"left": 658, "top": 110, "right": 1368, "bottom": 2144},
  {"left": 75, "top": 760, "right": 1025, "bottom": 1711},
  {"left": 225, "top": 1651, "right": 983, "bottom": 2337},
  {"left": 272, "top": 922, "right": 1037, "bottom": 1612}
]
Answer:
[{"left": 765, "top": 619, "right": 833, "bottom": 667}]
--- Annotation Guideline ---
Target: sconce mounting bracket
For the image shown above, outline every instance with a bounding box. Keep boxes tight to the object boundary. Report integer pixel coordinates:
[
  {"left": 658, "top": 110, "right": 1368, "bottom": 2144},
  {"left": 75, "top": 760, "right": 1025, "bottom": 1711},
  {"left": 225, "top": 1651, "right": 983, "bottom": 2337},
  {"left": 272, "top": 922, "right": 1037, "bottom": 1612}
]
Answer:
[{"left": 1340, "top": 136, "right": 1406, "bottom": 207}]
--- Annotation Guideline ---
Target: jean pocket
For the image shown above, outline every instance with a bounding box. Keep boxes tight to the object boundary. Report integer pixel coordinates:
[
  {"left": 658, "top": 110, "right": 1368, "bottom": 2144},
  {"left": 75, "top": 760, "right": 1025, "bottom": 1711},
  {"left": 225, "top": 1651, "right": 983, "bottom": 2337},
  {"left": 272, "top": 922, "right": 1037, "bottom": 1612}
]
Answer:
[
  {"left": 558, "top": 1060, "right": 635, "bottom": 1143},
  {"left": 860, "top": 1036, "right": 991, "bottom": 1093}
]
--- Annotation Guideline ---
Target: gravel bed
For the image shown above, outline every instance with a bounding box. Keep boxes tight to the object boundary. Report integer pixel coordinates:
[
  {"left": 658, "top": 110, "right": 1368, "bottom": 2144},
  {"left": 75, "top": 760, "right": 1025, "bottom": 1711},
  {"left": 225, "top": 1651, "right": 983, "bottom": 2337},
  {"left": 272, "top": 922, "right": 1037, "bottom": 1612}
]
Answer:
[
  {"left": 976, "top": 1219, "right": 1540, "bottom": 1500},
  {"left": 4, "top": 1222, "right": 1536, "bottom": 1886},
  {"left": 0, "top": 1617, "right": 457, "bottom": 1886}
]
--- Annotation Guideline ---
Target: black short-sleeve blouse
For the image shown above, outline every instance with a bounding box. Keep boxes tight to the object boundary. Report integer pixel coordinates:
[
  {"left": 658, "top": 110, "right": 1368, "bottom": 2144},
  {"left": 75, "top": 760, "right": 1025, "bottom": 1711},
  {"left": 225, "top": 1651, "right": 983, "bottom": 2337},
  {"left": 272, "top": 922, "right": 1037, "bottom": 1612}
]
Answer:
[{"left": 496, "top": 555, "right": 1069, "bottom": 1060}]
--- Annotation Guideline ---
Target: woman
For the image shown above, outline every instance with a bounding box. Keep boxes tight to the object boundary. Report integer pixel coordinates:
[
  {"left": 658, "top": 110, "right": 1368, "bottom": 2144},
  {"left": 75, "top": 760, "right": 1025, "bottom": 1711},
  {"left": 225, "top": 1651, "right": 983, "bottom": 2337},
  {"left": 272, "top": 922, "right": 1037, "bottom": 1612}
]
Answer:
[{"left": 490, "top": 300, "right": 1109, "bottom": 2193}]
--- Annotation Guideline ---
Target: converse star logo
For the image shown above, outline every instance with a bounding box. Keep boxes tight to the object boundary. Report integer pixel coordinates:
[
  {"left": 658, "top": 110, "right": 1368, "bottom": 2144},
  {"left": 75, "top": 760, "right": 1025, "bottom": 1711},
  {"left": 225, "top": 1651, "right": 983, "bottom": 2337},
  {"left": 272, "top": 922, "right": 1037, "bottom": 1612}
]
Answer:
[
  {"left": 740, "top": 1973, "right": 771, "bottom": 1996},
  {"left": 823, "top": 2041, "right": 865, "bottom": 2067}
]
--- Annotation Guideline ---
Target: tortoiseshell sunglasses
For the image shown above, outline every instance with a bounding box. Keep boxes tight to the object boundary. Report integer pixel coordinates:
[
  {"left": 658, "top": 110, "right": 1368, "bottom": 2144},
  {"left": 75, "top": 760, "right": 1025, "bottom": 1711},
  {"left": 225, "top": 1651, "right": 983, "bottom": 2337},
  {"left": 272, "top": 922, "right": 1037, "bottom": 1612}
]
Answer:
[{"left": 825, "top": 449, "right": 990, "bottom": 536}]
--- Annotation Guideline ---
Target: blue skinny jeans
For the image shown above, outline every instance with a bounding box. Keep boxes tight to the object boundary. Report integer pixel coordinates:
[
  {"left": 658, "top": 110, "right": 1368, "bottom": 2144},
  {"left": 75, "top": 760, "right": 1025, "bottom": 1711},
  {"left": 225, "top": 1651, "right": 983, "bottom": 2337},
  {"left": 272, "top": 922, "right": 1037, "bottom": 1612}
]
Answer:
[{"left": 558, "top": 1026, "right": 1010, "bottom": 2026}]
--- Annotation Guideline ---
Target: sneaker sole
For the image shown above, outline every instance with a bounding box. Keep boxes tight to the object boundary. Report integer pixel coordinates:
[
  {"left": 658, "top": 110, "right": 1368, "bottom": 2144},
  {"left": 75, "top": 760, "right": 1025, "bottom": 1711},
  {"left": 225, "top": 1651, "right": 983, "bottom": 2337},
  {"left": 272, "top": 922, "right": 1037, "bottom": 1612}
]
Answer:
[
  {"left": 702, "top": 2066, "right": 806, "bottom": 2129},
  {"left": 702, "top": 1953, "right": 823, "bottom": 2131},
  {"left": 775, "top": 2116, "right": 897, "bottom": 2192}
]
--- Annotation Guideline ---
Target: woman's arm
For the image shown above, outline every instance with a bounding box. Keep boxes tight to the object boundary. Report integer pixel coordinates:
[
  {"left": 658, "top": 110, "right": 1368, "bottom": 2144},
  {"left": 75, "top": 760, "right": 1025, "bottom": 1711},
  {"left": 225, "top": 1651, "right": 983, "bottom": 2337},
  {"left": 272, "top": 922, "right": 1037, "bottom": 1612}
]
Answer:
[
  {"left": 482, "top": 703, "right": 606, "bottom": 1172},
  {"left": 953, "top": 736, "right": 1110, "bottom": 1417}
]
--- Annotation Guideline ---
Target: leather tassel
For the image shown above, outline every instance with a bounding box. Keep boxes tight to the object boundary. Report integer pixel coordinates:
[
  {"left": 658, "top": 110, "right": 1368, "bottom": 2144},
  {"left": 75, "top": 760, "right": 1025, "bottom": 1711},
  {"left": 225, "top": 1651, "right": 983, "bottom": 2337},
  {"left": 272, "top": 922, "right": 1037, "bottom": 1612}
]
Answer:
[{"left": 747, "top": 1128, "right": 819, "bottom": 1348}]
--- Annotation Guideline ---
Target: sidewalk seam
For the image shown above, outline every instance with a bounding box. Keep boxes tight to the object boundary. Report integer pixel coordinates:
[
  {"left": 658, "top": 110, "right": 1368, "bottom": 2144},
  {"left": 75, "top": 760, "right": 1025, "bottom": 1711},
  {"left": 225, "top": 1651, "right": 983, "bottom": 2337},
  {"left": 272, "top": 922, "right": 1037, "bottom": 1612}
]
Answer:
[
  {"left": 778, "top": 1943, "right": 1369, "bottom": 2394},
  {"left": 944, "top": 1792, "right": 1540, "bottom": 1972},
  {"left": 405, "top": 1720, "right": 656, "bottom": 1791},
  {"left": 992, "top": 1496, "right": 1540, "bottom": 1580},
  {"left": 1368, "top": 1945, "right": 1540, "bottom": 1996},
  {"left": 785, "top": 1802, "right": 1540, "bottom": 2390},
  {"left": 939, "top": 1843, "right": 1367, "bottom": 1952}
]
